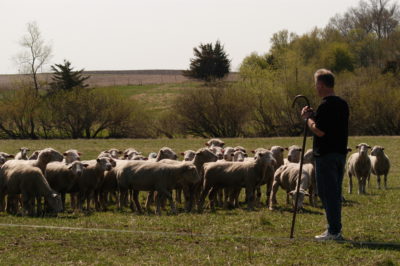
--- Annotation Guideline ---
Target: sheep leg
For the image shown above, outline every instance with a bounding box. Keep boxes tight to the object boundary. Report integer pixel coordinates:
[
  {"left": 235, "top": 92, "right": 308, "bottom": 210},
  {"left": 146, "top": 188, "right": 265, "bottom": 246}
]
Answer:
[
  {"left": 208, "top": 187, "right": 218, "bottom": 212},
  {"left": 216, "top": 189, "right": 223, "bottom": 207},
  {"left": 161, "top": 188, "right": 177, "bottom": 214},
  {"left": 61, "top": 193, "right": 66, "bottom": 212},
  {"left": 256, "top": 186, "right": 262, "bottom": 207},
  {"left": 384, "top": 174, "right": 388, "bottom": 190},
  {"left": 269, "top": 181, "right": 279, "bottom": 210},
  {"left": 0, "top": 192, "right": 5, "bottom": 212},
  {"left": 145, "top": 191, "right": 155, "bottom": 213},
  {"left": 132, "top": 190, "right": 142, "bottom": 213},
  {"left": 175, "top": 187, "right": 182, "bottom": 204},
  {"left": 36, "top": 196, "right": 42, "bottom": 217},
  {"left": 348, "top": 173, "right": 353, "bottom": 194},
  {"left": 198, "top": 184, "right": 211, "bottom": 213},
  {"left": 245, "top": 186, "right": 255, "bottom": 211},
  {"left": 377, "top": 175, "right": 381, "bottom": 189},
  {"left": 223, "top": 188, "right": 230, "bottom": 209},
  {"left": 233, "top": 188, "right": 241, "bottom": 208}
]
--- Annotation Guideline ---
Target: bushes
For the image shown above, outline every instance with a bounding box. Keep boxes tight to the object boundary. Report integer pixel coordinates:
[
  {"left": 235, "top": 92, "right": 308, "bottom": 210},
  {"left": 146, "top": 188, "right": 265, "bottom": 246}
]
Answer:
[{"left": 0, "top": 86, "right": 152, "bottom": 139}]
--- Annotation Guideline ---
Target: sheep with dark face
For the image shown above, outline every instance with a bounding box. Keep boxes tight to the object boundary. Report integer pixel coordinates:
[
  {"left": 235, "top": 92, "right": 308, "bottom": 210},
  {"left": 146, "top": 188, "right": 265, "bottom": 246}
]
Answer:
[
  {"left": 347, "top": 143, "right": 372, "bottom": 194},
  {"left": 369, "top": 146, "right": 390, "bottom": 189}
]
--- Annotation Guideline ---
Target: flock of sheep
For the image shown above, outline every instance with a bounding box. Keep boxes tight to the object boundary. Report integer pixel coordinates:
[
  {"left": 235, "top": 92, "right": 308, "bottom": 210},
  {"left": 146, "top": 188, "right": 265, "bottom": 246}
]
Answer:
[{"left": 0, "top": 139, "right": 391, "bottom": 216}]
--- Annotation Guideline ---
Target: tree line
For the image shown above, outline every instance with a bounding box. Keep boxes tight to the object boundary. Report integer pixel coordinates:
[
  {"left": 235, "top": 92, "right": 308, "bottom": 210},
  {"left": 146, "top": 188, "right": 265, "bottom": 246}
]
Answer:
[{"left": 2, "top": 0, "right": 400, "bottom": 139}]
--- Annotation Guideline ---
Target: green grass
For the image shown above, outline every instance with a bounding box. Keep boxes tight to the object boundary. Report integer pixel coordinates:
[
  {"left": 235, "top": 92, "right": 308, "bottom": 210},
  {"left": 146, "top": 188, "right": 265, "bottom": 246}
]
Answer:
[{"left": 0, "top": 136, "right": 399, "bottom": 264}]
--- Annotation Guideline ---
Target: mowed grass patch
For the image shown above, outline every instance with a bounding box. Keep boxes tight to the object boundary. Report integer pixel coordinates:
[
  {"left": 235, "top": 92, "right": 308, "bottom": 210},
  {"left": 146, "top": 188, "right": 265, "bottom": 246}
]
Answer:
[{"left": 0, "top": 136, "right": 399, "bottom": 264}]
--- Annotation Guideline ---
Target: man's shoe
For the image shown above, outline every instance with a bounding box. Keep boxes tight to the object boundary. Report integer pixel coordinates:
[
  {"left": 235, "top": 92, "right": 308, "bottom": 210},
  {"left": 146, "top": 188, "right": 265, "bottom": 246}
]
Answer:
[{"left": 315, "top": 231, "right": 343, "bottom": 241}]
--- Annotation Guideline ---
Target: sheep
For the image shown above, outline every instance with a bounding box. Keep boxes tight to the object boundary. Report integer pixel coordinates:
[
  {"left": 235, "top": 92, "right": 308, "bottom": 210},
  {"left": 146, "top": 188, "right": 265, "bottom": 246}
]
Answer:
[
  {"left": 147, "top": 152, "right": 158, "bottom": 161},
  {"left": 223, "top": 147, "right": 235, "bottom": 161},
  {"left": 45, "top": 161, "right": 89, "bottom": 211},
  {"left": 269, "top": 162, "right": 312, "bottom": 211},
  {"left": 76, "top": 157, "right": 115, "bottom": 211},
  {"left": 123, "top": 148, "right": 141, "bottom": 160},
  {"left": 233, "top": 150, "right": 246, "bottom": 162},
  {"left": 63, "top": 149, "right": 81, "bottom": 164},
  {"left": 97, "top": 149, "right": 122, "bottom": 160},
  {"left": 159, "top": 148, "right": 218, "bottom": 212},
  {"left": 285, "top": 145, "right": 302, "bottom": 164},
  {"left": 205, "top": 138, "right": 225, "bottom": 147},
  {"left": 28, "top": 150, "right": 41, "bottom": 160},
  {"left": 181, "top": 150, "right": 196, "bottom": 161},
  {"left": 0, "top": 164, "right": 62, "bottom": 216},
  {"left": 0, "top": 152, "right": 14, "bottom": 166},
  {"left": 117, "top": 162, "right": 200, "bottom": 215},
  {"left": 15, "top": 147, "right": 30, "bottom": 160},
  {"left": 346, "top": 143, "right": 372, "bottom": 194},
  {"left": 198, "top": 150, "right": 276, "bottom": 212},
  {"left": 270, "top": 146, "right": 285, "bottom": 168},
  {"left": 2, "top": 148, "right": 64, "bottom": 174},
  {"left": 369, "top": 146, "right": 391, "bottom": 189},
  {"left": 234, "top": 146, "right": 247, "bottom": 154},
  {"left": 209, "top": 145, "right": 224, "bottom": 160}
]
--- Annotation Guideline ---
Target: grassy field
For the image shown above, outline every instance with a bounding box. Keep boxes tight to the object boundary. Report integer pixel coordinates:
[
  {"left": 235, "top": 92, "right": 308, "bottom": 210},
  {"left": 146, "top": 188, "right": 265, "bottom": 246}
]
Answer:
[{"left": 0, "top": 136, "right": 399, "bottom": 265}]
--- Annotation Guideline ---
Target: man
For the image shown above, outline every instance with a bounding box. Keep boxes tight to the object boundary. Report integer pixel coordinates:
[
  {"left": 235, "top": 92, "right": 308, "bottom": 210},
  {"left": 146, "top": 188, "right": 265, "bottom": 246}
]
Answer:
[{"left": 301, "top": 69, "right": 349, "bottom": 241}]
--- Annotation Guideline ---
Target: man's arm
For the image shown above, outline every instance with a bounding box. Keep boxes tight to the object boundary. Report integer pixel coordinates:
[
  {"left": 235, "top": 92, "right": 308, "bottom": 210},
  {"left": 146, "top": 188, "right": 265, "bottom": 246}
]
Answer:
[
  {"left": 306, "top": 118, "right": 325, "bottom": 137},
  {"left": 301, "top": 107, "right": 325, "bottom": 137}
]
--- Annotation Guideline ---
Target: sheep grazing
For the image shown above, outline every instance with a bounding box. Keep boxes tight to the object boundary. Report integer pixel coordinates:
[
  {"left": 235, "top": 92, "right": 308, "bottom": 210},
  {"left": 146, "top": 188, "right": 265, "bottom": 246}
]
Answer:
[
  {"left": 199, "top": 150, "right": 276, "bottom": 212},
  {"left": 63, "top": 149, "right": 81, "bottom": 164},
  {"left": 15, "top": 147, "right": 30, "bottom": 160},
  {"left": 369, "top": 146, "right": 391, "bottom": 189},
  {"left": 117, "top": 162, "right": 200, "bottom": 215},
  {"left": 28, "top": 150, "right": 41, "bottom": 160},
  {"left": 346, "top": 143, "right": 372, "bottom": 194},
  {"left": 269, "top": 163, "right": 312, "bottom": 211},
  {"left": 285, "top": 145, "right": 302, "bottom": 163},
  {"left": 205, "top": 138, "right": 225, "bottom": 147},
  {"left": 181, "top": 150, "right": 196, "bottom": 161},
  {"left": 0, "top": 152, "right": 14, "bottom": 166},
  {"left": 45, "top": 161, "right": 89, "bottom": 211},
  {"left": 0, "top": 164, "right": 62, "bottom": 216}
]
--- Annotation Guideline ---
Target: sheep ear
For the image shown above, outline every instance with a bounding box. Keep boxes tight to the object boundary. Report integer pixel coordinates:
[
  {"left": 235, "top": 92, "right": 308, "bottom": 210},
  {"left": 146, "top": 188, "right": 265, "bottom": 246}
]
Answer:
[
  {"left": 367, "top": 146, "right": 371, "bottom": 149},
  {"left": 180, "top": 152, "right": 185, "bottom": 156},
  {"left": 83, "top": 164, "right": 89, "bottom": 167},
  {"left": 244, "top": 153, "right": 248, "bottom": 157},
  {"left": 118, "top": 150, "right": 123, "bottom": 154},
  {"left": 285, "top": 147, "right": 289, "bottom": 150},
  {"left": 63, "top": 152, "right": 68, "bottom": 156},
  {"left": 381, "top": 147, "right": 384, "bottom": 151},
  {"left": 251, "top": 150, "right": 255, "bottom": 154},
  {"left": 97, "top": 158, "right": 101, "bottom": 163},
  {"left": 355, "top": 145, "right": 359, "bottom": 149},
  {"left": 68, "top": 165, "right": 73, "bottom": 170},
  {"left": 78, "top": 152, "right": 82, "bottom": 156},
  {"left": 7, "top": 154, "right": 15, "bottom": 158},
  {"left": 205, "top": 143, "right": 210, "bottom": 146},
  {"left": 143, "top": 158, "right": 148, "bottom": 160}
]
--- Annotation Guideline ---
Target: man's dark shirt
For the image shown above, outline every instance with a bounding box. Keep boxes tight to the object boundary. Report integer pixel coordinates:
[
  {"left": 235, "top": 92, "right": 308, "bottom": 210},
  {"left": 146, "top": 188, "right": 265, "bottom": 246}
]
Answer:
[{"left": 313, "top": 95, "right": 349, "bottom": 157}]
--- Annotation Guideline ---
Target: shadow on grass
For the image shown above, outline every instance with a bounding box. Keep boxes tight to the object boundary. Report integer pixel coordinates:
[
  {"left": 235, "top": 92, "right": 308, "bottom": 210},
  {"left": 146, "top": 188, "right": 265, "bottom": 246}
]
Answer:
[
  {"left": 342, "top": 199, "right": 359, "bottom": 207},
  {"left": 341, "top": 240, "right": 400, "bottom": 251},
  {"left": 273, "top": 206, "right": 324, "bottom": 215}
]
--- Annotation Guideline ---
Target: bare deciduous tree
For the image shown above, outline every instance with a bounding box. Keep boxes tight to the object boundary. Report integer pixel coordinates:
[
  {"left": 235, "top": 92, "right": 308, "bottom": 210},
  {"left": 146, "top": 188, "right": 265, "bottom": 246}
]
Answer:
[{"left": 15, "top": 21, "right": 52, "bottom": 94}]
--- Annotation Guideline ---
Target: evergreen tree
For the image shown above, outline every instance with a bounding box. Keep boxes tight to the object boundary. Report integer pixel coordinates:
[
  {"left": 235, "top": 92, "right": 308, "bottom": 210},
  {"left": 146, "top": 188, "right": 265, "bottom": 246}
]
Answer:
[
  {"left": 184, "top": 40, "right": 231, "bottom": 82},
  {"left": 50, "top": 60, "right": 90, "bottom": 92}
]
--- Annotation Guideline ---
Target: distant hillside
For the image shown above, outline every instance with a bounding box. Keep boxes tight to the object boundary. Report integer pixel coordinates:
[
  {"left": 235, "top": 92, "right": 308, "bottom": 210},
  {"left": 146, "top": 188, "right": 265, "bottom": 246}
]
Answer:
[{"left": 0, "top": 70, "right": 238, "bottom": 88}]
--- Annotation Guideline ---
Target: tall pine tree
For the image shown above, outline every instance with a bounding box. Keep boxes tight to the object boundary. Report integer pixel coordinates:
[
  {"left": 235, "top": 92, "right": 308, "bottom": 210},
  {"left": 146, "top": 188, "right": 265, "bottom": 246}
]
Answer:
[{"left": 49, "top": 60, "right": 90, "bottom": 92}]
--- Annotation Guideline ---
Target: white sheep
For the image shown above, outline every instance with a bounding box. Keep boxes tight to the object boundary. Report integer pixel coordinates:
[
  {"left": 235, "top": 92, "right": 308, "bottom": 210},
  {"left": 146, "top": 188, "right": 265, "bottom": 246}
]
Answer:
[
  {"left": 269, "top": 162, "right": 312, "bottom": 211},
  {"left": 181, "top": 150, "right": 196, "bottom": 161},
  {"left": 63, "top": 149, "right": 81, "bottom": 164},
  {"left": 0, "top": 164, "right": 62, "bottom": 216},
  {"left": 45, "top": 161, "right": 89, "bottom": 211},
  {"left": 28, "top": 150, "right": 41, "bottom": 160},
  {"left": 117, "top": 162, "right": 200, "bottom": 215},
  {"left": 285, "top": 145, "right": 302, "bottom": 164},
  {"left": 15, "top": 147, "right": 30, "bottom": 160},
  {"left": 205, "top": 138, "right": 225, "bottom": 147},
  {"left": 222, "top": 147, "right": 235, "bottom": 161},
  {"left": 199, "top": 150, "right": 276, "bottom": 212},
  {"left": 270, "top": 146, "right": 285, "bottom": 168},
  {"left": 0, "top": 152, "right": 14, "bottom": 166},
  {"left": 369, "top": 146, "right": 390, "bottom": 189},
  {"left": 347, "top": 143, "right": 372, "bottom": 194}
]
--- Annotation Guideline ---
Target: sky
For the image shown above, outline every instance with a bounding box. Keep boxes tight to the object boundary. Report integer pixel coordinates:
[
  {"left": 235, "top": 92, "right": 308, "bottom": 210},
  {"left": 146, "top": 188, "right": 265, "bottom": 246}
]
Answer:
[{"left": 0, "top": 0, "right": 363, "bottom": 74}]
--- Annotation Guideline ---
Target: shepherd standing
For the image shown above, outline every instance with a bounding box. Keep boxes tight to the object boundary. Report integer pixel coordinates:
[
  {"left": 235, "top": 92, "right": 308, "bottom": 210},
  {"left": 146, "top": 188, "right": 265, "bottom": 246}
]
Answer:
[{"left": 301, "top": 69, "right": 349, "bottom": 241}]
